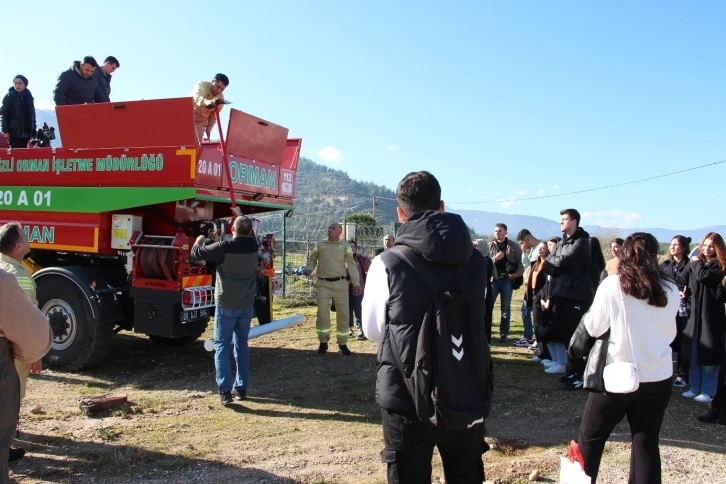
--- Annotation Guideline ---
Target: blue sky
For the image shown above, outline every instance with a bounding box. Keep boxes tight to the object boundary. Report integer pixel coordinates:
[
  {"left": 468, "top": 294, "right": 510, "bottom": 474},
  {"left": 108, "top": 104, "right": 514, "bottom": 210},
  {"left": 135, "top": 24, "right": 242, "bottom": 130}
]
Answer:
[{"left": 3, "top": 1, "right": 724, "bottom": 230}]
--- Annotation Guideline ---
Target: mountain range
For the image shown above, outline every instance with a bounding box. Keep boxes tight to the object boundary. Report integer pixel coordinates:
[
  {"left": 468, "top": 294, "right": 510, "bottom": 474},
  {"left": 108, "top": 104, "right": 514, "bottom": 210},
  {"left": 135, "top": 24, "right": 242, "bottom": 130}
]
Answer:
[{"left": 28, "top": 109, "right": 725, "bottom": 243}]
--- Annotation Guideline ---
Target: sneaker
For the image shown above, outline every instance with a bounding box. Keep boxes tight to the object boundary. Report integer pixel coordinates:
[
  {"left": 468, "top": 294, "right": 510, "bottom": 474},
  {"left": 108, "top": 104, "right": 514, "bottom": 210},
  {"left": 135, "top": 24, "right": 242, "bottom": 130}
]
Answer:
[
  {"left": 356, "top": 332, "right": 367, "bottom": 341},
  {"left": 531, "top": 355, "right": 542, "bottom": 362},
  {"left": 498, "top": 335, "right": 508, "bottom": 343},
  {"left": 540, "top": 359, "right": 554, "bottom": 367},
  {"left": 558, "top": 373, "right": 577, "bottom": 384},
  {"left": 528, "top": 342, "right": 539, "bottom": 350},
  {"left": 220, "top": 391, "right": 233, "bottom": 406},
  {"left": 8, "top": 447, "right": 25, "bottom": 462},
  {"left": 513, "top": 338, "right": 532, "bottom": 347},
  {"left": 562, "top": 379, "right": 584, "bottom": 391},
  {"left": 682, "top": 390, "right": 698, "bottom": 399},
  {"left": 232, "top": 389, "right": 247, "bottom": 401},
  {"left": 694, "top": 394, "right": 714, "bottom": 404},
  {"left": 338, "top": 345, "right": 352, "bottom": 355},
  {"left": 317, "top": 342, "right": 328, "bottom": 354},
  {"left": 348, "top": 329, "right": 354, "bottom": 337},
  {"left": 673, "top": 377, "right": 687, "bottom": 388},
  {"left": 545, "top": 363, "right": 567, "bottom": 374}
]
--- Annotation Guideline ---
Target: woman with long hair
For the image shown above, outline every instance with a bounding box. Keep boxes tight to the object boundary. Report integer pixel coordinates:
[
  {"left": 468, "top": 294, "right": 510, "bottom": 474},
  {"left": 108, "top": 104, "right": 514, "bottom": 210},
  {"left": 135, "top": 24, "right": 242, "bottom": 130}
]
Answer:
[
  {"left": 660, "top": 235, "right": 692, "bottom": 388},
  {"left": 574, "top": 232, "right": 679, "bottom": 483},
  {"left": 527, "top": 241, "right": 550, "bottom": 362},
  {"left": 678, "top": 232, "right": 726, "bottom": 403},
  {"left": 0, "top": 75, "right": 36, "bottom": 148}
]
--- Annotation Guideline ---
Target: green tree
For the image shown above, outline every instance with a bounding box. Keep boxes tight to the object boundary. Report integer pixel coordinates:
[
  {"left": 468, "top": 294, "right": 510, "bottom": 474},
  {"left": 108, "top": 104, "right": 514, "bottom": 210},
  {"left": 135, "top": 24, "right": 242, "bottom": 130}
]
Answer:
[{"left": 345, "top": 213, "right": 376, "bottom": 226}]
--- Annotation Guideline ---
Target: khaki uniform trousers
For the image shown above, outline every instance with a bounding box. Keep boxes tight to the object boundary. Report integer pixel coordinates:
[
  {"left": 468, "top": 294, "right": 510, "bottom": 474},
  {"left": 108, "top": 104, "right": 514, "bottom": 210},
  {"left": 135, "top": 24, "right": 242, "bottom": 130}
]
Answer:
[
  {"left": 14, "top": 359, "right": 30, "bottom": 401},
  {"left": 315, "top": 279, "right": 350, "bottom": 345},
  {"left": 195, "top": 123, "right": 208, "bottom": 144}
]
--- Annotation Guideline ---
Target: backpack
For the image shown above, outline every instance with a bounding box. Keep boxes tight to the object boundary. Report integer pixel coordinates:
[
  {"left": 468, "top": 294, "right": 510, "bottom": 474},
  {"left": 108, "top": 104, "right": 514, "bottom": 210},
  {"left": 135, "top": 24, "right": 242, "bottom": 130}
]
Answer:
[{"left": 387, "top": 246, "right": 493, "bottom": 430}]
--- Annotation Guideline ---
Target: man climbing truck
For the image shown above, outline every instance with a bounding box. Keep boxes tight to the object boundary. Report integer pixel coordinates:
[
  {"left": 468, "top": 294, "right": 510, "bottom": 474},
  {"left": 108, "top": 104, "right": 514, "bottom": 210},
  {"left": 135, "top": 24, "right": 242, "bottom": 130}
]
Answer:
[{"left": 0, "top": 96, "right": 301, "bottom": 371}]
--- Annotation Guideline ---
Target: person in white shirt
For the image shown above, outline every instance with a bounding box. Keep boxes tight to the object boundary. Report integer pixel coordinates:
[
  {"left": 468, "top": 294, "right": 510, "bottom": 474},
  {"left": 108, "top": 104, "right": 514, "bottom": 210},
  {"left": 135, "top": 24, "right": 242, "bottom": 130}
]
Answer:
[{"left": 573, "top": 232, "right": 679, "bottom": 484}]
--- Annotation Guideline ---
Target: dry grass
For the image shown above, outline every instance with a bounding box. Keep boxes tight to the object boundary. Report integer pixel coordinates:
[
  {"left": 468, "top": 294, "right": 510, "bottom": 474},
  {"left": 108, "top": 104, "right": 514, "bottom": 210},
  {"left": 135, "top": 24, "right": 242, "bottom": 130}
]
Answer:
[{"left": 8, "top": 291, "right": 726, "bottom": 483}]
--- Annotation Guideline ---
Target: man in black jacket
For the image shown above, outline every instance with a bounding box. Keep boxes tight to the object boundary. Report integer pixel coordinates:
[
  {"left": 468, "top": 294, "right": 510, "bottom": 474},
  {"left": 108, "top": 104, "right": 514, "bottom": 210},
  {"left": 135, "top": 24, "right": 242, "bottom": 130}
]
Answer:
[
  {"left": 92, "top": 56, "right": 120, "bottom": 103},
  {"left": 191, "top": 207, "right": 260, "bottom": 406},
  {"left": 53, "top": 56, "right": 105, "bottom": 106},
  {"left": 362, "top": 171, "right": 491, "bottom": 484},
  {"left": 543, "top": 208, "right": 594, "bottom": 389}
]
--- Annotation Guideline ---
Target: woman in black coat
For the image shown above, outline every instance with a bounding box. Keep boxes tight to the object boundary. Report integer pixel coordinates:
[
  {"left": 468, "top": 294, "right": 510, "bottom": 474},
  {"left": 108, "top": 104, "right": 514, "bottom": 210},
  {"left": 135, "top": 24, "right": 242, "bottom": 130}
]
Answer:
[
  {"left": 0, "top": 75, "right": 36, "bottom": 149},
  {"left": 660, "top": 235, "right": 692, "bottom": 387},
  {"left": 677, "top": 232, "right": 726, "bottom": 404}
]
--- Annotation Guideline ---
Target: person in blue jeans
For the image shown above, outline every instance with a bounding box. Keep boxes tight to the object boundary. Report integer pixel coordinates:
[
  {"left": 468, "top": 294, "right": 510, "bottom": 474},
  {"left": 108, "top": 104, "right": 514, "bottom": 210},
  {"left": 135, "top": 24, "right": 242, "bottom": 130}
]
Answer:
[
  {"left": 191, "top": 207, "right": 260, "bottom": 406},
  {"left": 488, "top": 223, "right": 524, "bottom": 343}
]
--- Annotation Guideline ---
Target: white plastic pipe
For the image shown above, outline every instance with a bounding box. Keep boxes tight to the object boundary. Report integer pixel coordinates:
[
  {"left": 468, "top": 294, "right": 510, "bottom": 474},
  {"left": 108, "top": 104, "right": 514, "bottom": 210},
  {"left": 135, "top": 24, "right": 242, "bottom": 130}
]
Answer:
[{"left": 203, "top": 314, "right": 305, "bottom": 352}]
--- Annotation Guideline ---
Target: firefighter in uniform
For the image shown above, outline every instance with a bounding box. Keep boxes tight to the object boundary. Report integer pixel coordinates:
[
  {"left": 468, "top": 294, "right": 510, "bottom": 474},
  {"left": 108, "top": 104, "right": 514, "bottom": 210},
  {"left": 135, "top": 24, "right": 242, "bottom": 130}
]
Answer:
[{"left": 305, "top": 223, "right": 360, "bottom": 355}]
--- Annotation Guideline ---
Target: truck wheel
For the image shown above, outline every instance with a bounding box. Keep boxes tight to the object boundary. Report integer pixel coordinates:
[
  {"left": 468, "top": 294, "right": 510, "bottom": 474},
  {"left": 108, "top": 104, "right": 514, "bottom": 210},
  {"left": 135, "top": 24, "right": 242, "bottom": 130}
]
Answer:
[
  {"left": 37, "top": 276, "right": 114, "bottom": 371},
  {"left": 149, "top": 334, "right": 203, "bottom": 346}
]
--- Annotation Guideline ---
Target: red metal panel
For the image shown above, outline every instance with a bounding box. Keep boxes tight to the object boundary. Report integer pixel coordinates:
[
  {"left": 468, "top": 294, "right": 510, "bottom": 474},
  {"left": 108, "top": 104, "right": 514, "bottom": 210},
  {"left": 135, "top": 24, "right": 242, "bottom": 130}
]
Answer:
[
  {"left": 195, "top": 147, "right": 280, "bottom": 197},
  {"left": 0, "top": 147, "right": 193, "bottom": 187},
  {"left": 56, "top": 98, "right": 197, "bottom": 149},
  {"left": 282, "top": 138, "right": 302, "bottom": 171},
  {"left": 0, "top": 211, "right": 108, "bottom": 254},
  {"left": 225, "top": 109, "right": 289, "bottom": 166}
]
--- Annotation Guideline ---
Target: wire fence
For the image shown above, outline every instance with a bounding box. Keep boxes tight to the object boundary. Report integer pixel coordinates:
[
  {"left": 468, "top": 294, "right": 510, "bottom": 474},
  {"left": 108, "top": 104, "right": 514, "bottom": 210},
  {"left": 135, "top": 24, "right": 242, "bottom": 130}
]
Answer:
[{"left": 253, "top": 211, "right": 396, "bottom": 306}]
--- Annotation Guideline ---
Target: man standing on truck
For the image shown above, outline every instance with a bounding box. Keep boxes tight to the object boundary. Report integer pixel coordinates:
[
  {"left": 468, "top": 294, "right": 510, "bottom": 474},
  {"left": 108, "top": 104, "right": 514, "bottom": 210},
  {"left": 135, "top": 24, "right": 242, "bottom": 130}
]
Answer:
[
  {"left": 92, "top": 56, "right": 120, "bottom": 103},
  {"left": 0, "top": 222, "right": 44, "bottom": 462},
  {"left": 305, "top": 223, "right": 360, "bottom": 355},
  {"left": 53, "top": 56, "right": 105, "bottom": 106},
  {"left": 191, "top": 207, "right": 259, "bottom": 406},
  {"left": 190, "top": 74, "right": 229, "bottom": 144}
]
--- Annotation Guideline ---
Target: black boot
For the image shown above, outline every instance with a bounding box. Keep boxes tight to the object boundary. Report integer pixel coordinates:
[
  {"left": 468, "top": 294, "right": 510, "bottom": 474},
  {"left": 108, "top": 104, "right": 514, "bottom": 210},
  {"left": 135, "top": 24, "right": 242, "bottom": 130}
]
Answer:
[
  {"left": 338, "top": 345, "right": 351, "bottom": 355},
  {"left": 8, "top": 447, "right": 25, "bottom": 462},
  {"left": 697, "top": 408, "right": 726, "bottom": 424},
  {"left": 317, "top": 342, "right": 328, "bottom": 354}
]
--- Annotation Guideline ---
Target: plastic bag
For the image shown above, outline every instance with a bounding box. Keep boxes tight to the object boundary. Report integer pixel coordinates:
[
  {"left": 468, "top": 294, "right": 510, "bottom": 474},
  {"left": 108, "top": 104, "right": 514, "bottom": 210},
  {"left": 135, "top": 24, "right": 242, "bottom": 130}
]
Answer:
[{"left": 560, "top": 440, "right": 591, "bottom": 484}]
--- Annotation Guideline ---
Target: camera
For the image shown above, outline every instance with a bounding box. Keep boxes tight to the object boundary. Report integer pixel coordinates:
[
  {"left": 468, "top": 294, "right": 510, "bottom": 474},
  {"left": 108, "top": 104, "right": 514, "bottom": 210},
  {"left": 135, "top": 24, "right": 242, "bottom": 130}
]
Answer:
[{"left": 29, "top": 123, "right": 56, "bottom": 148}]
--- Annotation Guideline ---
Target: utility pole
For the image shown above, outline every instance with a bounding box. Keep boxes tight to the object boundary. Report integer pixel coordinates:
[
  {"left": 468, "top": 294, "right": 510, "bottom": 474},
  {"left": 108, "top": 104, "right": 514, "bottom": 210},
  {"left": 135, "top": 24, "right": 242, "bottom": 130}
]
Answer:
[{"left": 372, "top": 196, "right": 377, "bottom": 219}]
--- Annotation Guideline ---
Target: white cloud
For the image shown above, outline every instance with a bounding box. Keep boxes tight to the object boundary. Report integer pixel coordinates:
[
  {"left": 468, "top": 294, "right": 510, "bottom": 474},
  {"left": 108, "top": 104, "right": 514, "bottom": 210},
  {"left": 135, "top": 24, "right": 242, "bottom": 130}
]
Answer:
[
  {"left": 582, "top": 209, "right": 643, "bottom": 228},
  {"left": 497, "top": 199, "right": 514, "bottom": 208},
  {"left": 552, "top": 184, "right": 560, "bottom": 191},
  {"left": 317, "top": 146, "right": 343, "bottom": 164},
  {"left": 385, "top": 145, "right": 398, "bottom": 151},
  {"left": 537, "top": 188, "right": 546, "bottom": 195},
  {"left": 515, "top": 189, "right": 528, "bottom": 196}
]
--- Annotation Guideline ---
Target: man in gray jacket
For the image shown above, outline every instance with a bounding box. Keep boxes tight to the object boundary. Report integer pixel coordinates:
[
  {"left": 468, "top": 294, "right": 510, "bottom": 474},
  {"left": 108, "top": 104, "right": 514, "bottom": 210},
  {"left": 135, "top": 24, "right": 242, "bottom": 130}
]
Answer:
[{"left": 191, "top": 208, "right": 260, "bottom": 406}]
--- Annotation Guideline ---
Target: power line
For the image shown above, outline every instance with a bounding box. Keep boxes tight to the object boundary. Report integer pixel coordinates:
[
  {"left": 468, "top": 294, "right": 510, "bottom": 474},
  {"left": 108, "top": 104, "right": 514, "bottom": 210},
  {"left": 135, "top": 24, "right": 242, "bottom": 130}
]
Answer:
[{"left": 450, "top": 158, "right": 726, "bottom": 205}]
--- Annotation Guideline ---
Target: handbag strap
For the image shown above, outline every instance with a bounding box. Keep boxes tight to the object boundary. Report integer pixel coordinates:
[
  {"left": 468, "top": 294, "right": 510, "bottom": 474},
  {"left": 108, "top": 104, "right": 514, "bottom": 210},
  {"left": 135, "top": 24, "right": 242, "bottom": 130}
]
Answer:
[{"left": 614, "top": 277, "right": 638, "bottom": 370}]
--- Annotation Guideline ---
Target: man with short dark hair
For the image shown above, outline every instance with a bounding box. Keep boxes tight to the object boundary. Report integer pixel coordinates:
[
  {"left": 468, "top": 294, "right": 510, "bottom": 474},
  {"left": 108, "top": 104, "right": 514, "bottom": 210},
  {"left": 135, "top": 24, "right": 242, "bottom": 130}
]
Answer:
[
  {"left": 53, "top": 56, "right": 105, "bottom": 106},
  {"left": 362, "top": 171, "right": 492, "bottom": 484},
  {"left": 375, "top": 234, "right": 395, "bottom": 256},
  {"left": 191, "top": 207, "right": 259, "bottom": 406},
  {"left": 515, "top": 229, "right": 541, "bottom": 347},
  {"left": 488, "top": 223, "right": 524, "bottom": 343},
  {"left": 543, "top": 208, "right": 594, "bottom": 389},
  {"left": 190, "top": 73, "right": 229, "bottom": 143},
  {"left": 92, "top": 56, "right": 120, "bottom": 102}
]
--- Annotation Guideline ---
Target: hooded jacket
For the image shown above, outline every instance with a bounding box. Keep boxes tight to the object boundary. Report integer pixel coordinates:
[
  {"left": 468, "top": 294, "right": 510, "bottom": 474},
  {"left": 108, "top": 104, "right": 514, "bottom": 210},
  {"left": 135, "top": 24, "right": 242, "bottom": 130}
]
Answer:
[
  {"left": 92, "top": 68, "right": 112, "bottom": 102},
  {"left": 53, "top": 61, "right": 104, "bottom": 106},
  {"left": 543, "top": 227, "right": 594, "bottom": 302},
  {"left": 1, "top": 87, "right": 36, "bottom": 138},
  {"left": 374, "top": 211, "right": 490, "bottom": 413}
]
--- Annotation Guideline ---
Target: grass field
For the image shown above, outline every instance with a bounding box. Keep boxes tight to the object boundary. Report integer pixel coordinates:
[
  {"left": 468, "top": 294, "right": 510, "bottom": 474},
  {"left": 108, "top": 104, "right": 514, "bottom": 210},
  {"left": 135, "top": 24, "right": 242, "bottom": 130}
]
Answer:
[{"left": 8, "top": 290, "right": 726, "bottom": 483}]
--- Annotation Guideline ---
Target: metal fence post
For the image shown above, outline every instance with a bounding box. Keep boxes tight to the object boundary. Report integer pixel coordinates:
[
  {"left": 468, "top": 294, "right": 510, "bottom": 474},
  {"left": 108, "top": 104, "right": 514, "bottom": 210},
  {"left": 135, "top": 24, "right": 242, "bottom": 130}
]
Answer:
[{"left": 281, "top": 211, "right": 287, "bottom": 298}]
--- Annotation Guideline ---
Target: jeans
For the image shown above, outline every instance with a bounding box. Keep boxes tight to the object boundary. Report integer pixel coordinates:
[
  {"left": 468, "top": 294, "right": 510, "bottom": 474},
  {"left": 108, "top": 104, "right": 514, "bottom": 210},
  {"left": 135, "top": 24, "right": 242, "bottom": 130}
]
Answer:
[
  {"left": 578, "top": 378, "right": 671, "bottom": 483},
  {"left": 546, "top": 342, "right": 567, "bottom": 365},
  {"left": 491, "top": 278, "right": 513, "bottom": 338},
  {"left": 380, "top": 409, "right": 486, "bottom": 484},
  {"left": 520, "top": 300, "right": 533, "bottom": 340},
  {"left": 688, "top": 332, "right": 719, "bottom": 396},
  {"left": 349, "top": 293, "right": 363, "bottom": 329},
  {"left": 214, "top": 305, "right": 254, "bottom": 394}
]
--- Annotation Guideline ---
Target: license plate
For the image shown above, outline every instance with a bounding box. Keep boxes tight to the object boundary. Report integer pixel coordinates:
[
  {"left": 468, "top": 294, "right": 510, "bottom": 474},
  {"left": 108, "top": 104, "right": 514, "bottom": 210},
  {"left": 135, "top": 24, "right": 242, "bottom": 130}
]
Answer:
[{"left": 181, "top": 308, "right": 209, "bottom": 323}]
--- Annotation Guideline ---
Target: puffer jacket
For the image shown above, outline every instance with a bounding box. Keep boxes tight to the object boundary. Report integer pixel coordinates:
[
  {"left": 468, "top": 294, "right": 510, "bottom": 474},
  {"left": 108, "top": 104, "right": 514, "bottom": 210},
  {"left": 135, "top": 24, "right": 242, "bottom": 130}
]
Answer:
[
  {"left": 0, "top": 87, "right": 36, "bottom": 138},
  {"left": 544, "top": 227, "right": 594, "bottom": 302},
  {"left": 53, "top": 61, "right": 104, "bottom": 106},
  {"left": 92, "top": 69, "right": 112, "bottom": 102}
]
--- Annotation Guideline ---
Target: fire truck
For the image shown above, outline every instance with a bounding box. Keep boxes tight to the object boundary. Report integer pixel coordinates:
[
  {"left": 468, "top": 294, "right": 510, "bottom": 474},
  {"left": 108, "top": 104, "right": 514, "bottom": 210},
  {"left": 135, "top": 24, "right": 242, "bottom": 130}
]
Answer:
[{"left": 0, "top": 97, "right": 301, "bottom": 370}]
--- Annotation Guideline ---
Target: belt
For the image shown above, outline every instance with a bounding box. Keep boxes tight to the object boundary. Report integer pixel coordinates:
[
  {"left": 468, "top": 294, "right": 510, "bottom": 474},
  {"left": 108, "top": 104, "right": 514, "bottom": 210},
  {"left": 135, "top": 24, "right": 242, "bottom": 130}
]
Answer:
[{"left": 320, "top": 276, "right": 346, "bottom": 282}]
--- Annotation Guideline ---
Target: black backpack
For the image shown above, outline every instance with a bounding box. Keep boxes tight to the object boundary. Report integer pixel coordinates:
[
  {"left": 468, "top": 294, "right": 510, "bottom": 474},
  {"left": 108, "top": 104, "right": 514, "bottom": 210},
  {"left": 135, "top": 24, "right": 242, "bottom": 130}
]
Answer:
[{"left": 388, "top": 246, "right": 493, "bottom": 430}]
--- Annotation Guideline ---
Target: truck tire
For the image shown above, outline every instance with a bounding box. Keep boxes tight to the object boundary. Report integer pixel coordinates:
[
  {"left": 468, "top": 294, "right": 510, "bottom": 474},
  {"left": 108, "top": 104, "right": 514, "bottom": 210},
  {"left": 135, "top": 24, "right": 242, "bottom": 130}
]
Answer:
[
  {"left": 149, "top": 334, "right": 203, "bottom": 346},
  {"left": 37, "top": 276, "right": 114, "bottom": 371}
]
